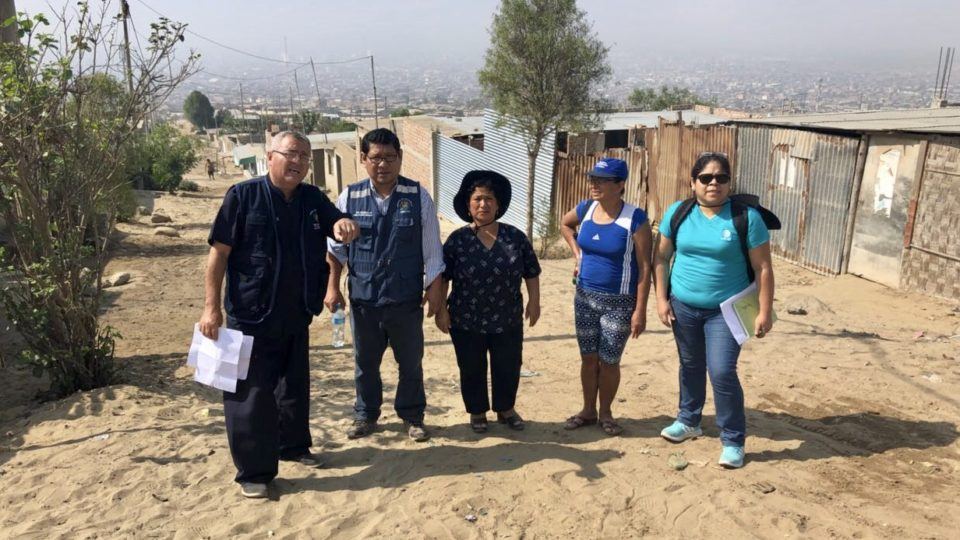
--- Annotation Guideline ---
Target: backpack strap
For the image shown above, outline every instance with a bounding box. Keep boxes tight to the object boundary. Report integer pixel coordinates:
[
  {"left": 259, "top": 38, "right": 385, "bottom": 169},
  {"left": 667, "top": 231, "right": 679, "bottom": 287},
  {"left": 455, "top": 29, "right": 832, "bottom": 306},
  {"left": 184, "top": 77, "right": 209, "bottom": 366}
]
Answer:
[
  {"left": 669, "top": 198, "right": 698, "bottom": 239},
  {"left": 731, "top": 201, "right": 755, "bottom": 284}
]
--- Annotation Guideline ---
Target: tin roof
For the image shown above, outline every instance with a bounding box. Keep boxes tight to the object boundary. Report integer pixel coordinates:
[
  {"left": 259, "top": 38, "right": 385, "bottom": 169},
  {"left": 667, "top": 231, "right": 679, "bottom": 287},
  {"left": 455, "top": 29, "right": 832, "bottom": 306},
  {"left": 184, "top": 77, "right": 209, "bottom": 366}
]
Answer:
[
  {"left": 357, "top": 115, "right": 485, "bottom": 138},
  {"left": 307, "top": 131, "right": 357, "bottom": 147},
  {"left": 599, "top": 110, "right": 728, "bottom": 130},
  {"left": 744, "top": 107, "right": 960, "bottom": 134}
]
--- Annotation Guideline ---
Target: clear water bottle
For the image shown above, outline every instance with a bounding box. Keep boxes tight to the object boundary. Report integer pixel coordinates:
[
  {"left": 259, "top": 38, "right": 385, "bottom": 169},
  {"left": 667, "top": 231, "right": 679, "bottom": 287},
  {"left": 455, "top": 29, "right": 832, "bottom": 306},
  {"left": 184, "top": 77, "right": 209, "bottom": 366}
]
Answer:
[{"left": 331, "top": 304, "right": 346, "bottom": 348}]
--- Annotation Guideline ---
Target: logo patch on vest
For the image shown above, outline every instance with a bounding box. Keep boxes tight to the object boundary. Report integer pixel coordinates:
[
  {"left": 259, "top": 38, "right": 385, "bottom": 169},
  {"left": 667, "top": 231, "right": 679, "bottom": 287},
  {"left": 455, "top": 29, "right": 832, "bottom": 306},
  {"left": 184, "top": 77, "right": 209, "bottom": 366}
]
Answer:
[
  {"left": 398, "top": 198, "right": 413, "bottom": 211},
  {"left": 592, "top": 234, "right": 600, "bottom": 240},
  {"left": 311, "top": 210, "right": 321, "bottom": 230}
]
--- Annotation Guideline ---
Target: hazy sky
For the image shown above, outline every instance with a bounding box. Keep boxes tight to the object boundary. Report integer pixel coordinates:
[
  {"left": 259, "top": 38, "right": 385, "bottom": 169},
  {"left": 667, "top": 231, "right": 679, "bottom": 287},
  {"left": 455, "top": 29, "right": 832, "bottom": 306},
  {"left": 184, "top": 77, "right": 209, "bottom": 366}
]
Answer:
[{"left": 15, "top": 0, "right": 960, "bottom": 72}]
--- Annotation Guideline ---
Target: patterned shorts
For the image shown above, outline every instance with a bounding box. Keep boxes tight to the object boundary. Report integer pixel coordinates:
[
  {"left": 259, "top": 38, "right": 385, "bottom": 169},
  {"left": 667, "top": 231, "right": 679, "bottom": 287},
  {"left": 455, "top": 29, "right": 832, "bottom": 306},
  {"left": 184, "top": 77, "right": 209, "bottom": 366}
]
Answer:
[{"left": 574, "top": 287, "right": 636, "bottom": 365}]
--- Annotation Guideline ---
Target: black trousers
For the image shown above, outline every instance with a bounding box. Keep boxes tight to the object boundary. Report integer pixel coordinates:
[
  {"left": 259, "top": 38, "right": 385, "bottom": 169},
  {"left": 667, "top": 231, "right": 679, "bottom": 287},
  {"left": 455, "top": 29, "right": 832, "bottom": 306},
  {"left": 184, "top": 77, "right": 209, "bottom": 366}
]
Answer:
[
  {"left": 223, "top": 329, "right": 311, "bottom": 484},
  {"left": 449, "top": 326, "right": 523, "bottom": 414}
]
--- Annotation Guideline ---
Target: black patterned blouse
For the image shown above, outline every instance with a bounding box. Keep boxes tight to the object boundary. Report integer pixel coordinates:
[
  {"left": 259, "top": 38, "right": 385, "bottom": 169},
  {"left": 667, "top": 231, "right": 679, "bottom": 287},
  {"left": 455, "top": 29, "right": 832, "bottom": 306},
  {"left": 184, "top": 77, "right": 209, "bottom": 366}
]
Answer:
[{"left": 442, "top": 223, "right": 541, "bottom": 334}]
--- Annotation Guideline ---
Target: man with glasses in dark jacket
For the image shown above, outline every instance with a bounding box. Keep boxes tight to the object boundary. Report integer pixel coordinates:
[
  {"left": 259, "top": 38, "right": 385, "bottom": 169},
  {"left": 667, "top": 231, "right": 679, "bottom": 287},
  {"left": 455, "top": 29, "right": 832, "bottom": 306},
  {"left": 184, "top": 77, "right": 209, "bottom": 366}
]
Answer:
[{"left": 199, "top": 130, "right": 359, "bottom": 499}]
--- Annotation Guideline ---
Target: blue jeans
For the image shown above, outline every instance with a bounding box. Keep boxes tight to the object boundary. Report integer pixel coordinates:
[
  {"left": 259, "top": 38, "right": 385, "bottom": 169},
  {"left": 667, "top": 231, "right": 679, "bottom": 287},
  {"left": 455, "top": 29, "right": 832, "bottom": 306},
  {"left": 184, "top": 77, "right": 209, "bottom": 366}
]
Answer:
[
  {"left": 670, "top": 296, "right": 745, "bottom": 446},
  {"left": 350, "top": 301, "right": 426, "bottom": 423}
]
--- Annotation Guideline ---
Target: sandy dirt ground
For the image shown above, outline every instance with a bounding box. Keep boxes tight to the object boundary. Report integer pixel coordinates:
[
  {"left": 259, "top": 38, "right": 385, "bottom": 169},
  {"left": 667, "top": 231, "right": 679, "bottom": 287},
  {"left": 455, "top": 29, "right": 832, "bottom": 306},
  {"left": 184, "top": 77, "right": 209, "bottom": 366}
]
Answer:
[{"left": 1, "top": 156, "right": 959, "bottom": 539}]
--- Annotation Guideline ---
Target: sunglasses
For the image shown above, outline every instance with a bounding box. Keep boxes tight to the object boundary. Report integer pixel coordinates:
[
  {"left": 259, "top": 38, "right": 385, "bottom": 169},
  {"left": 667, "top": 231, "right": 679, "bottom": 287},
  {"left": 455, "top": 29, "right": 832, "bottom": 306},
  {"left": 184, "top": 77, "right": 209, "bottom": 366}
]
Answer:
[{"left": 696, "top": 173, "right": 731, "bottom": 185}]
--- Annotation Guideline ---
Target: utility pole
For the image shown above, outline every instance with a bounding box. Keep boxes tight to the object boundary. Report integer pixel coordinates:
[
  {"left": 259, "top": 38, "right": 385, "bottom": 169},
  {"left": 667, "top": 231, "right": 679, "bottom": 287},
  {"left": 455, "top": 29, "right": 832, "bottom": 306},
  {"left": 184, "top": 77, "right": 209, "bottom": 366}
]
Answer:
[
  {"left": 814, "top": 78, "right": 823, "bottom": 112},
  {"left": 288, "top": 85, "right": 296, "bottom": 129},
  {"left": 293, "top": 70, "right": 304, "bottom": 113},
  {"left": 239, "top": 82, "right": 249, "bottom": 134},
  {"left": 309, "top": 57, "right": 328, "bottom": 143},
  {"left": 370, "top": 55, "right": 379, "bottom": 128},
  {"left": 1, "top": 0, "right": 17, "bottom": 45},
  {"left": 120, "top": 0, "right": 134, "bottom": 94}
]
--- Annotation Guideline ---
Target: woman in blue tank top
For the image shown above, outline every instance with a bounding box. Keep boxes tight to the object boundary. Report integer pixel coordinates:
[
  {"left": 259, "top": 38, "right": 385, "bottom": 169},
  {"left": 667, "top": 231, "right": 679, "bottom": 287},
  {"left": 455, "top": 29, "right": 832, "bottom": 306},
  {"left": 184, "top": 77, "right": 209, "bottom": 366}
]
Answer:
[
  {"left": 558, "top": 158, "right": 652, "bottom": 436},
  {"left": 654, "top": 152, "right": 775, "bottom": 469}
]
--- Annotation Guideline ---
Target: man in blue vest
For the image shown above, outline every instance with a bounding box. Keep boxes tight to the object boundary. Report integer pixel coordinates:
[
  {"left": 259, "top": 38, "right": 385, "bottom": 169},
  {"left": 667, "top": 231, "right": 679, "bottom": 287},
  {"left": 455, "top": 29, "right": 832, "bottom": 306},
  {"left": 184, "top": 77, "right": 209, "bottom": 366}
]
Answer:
[
  {"left": 199, "top": 130, "right": 359, "bottom": 499},
  {"left": 326, "top": 128, "right": 445, "bottom": 442}
]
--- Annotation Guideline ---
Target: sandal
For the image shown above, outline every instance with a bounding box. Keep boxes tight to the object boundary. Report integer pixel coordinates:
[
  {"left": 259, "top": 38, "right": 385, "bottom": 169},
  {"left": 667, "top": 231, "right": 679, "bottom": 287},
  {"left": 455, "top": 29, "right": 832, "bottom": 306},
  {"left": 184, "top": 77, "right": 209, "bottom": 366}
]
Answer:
[
  {"left": 470, "top": 415, "right": 488, "bottom": 433},
  {"left": 599, "top": 419, "right": 624, "bottom": 436},
  {"left": 563, "top": 415, "right": 598, "bottom": 430},
  {"left": 497, "top": 412, "right": 525, "bottom": 431}
]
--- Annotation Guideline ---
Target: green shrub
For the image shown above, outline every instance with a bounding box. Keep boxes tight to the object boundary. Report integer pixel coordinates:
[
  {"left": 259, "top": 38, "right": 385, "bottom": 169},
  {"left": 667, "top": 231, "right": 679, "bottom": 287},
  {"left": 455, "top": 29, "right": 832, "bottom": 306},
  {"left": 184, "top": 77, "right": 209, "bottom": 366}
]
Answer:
[{"left": 179, "top": 180, "right": 200, "bottom": 192}]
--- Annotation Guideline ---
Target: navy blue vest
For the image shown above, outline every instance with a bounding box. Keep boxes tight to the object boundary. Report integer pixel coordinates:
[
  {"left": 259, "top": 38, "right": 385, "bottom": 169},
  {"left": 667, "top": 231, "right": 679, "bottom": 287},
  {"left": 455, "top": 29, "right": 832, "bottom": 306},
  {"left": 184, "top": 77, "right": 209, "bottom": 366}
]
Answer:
[
  {"left": 224, "top": 176, "right": 332, "bottom": 325},
  {"left": 346, "top": 176, "right": 424, "bottom": 306}
]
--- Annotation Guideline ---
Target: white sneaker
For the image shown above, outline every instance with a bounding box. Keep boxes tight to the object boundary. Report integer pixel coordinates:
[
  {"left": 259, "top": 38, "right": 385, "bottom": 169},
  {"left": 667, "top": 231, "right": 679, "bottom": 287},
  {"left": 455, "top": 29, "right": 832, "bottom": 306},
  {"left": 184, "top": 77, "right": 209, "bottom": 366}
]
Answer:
[{"left": 240, "top": 482, "right": 268, "bottom": 498}]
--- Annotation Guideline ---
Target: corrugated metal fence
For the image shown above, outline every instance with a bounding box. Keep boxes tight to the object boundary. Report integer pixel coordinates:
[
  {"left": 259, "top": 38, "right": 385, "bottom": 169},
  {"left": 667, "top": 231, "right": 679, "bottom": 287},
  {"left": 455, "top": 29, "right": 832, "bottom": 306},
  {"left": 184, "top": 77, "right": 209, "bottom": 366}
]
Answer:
[
  {"left": 736, "top": 125, "right": 861, "bottom": 274},
  {"left": 553, "top": 149, "right": 646, "bottom": 224},
  {"left": 435, "top": 110, "right": 556, "bottom": 234},
  {"left": 645, "top": 119, "right": 738, "bottom": 222}
]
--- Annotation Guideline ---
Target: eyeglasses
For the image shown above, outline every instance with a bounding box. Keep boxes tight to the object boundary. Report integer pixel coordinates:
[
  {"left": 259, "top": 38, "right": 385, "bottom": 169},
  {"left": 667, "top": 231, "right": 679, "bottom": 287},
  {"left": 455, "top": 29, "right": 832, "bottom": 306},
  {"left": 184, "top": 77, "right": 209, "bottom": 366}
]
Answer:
[
  {"left": 366, "top": 155, "right": 399, "bottom": 165},
  {"left": 698, "top": 151, "right": 729, "bottom": 159},
  {"left": 696, "top": 173, "right": 731, "bottom": 185},
  {"left": 273, "top": 150, "right": 311, "bottom": 163}
]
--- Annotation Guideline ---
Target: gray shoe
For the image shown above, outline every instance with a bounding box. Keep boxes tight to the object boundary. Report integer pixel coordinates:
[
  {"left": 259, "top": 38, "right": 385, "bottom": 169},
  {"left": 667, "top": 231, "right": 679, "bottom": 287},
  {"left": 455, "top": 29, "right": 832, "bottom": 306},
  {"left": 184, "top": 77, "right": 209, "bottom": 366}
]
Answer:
[
  {"left": 347, "top": 419, "right": 376, "bottom": 439},
  {"left": 405, "top": 421, "right": 430, "bottom": 442},
  {"left": 240, "top": 482, "right": 268, "bottom": 499},
  {"left": 281, "top": 452, "right": 324, "bottom": 467}
]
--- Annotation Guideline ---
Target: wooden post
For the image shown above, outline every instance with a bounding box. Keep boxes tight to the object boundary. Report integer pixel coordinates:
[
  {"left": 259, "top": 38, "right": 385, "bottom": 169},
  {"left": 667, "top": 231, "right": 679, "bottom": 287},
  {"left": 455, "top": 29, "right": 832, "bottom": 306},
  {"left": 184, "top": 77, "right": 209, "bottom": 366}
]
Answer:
[
  {"left": 902, "top": 139, "right": 930, "bottom": 249},
  {"left": 839, "top": 135, "right": 870, "bottom": 274}
]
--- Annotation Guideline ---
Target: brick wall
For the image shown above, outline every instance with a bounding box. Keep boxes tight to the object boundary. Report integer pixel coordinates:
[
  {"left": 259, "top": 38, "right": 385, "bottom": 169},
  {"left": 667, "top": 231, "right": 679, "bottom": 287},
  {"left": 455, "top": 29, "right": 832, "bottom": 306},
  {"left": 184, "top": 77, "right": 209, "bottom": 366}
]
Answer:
[
  {"left": 398, "top": 121, "right": 434, "bottom": 194},
  {"left": 357, "top": 120, "right": 436, "bottom": 196}
]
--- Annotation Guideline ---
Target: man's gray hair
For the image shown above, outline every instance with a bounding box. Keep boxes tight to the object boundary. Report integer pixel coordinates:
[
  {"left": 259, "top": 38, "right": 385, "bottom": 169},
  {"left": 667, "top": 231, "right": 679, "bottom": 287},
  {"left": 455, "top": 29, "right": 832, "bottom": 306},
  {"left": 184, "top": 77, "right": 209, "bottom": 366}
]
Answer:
[{"left": 270, "top": 130, "right": 311, "bottom": 151}]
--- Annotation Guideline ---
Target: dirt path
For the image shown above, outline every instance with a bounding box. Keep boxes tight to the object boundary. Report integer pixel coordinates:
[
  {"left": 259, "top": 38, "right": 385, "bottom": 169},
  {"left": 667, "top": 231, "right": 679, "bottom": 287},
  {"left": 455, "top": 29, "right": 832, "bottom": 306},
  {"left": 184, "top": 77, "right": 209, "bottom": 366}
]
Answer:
[{"left": 1, "top": 157, "right": 959, "bottom": 539}]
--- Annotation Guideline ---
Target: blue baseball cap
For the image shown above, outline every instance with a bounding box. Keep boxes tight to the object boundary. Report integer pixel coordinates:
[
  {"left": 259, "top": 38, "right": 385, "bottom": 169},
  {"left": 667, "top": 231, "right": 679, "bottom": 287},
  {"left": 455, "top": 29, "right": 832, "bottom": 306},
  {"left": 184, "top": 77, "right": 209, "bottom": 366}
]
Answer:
[{"left": 588, "top": 158, "right": 628, "bottom": 180}]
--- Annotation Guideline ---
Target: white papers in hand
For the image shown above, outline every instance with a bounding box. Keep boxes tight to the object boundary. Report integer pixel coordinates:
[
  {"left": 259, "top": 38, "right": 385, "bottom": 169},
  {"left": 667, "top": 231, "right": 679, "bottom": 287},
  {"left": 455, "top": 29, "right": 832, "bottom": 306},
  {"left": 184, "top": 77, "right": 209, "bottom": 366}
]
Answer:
[
  {"left": 186, "top": 324, "right": 253, "bottom": 392},
  {"left": 719, "top": 282, "right": 765, "bottom": 346}
]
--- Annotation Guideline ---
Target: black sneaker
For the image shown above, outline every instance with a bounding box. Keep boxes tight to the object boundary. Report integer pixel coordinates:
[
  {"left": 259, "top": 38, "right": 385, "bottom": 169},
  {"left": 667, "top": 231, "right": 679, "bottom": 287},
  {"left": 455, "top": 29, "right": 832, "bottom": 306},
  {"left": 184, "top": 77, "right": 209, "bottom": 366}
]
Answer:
[
  {"left": 281, "top": 452, "right": 324, "bottom": 467},
  {"left": 347, "top": 419, "right": 376, "bottom": 439},
  {"left": 405, "top": 421, "right": 430, "bottom": 442}
]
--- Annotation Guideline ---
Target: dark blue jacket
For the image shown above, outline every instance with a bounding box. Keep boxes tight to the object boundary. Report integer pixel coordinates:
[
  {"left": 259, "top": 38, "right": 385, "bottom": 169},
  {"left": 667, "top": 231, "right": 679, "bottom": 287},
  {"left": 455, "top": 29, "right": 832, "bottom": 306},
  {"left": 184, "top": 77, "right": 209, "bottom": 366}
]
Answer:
[
  {"left": 346, "top": 177, "right": 424, "bottom": 306},
  {"left": 224, "top": 176, "right": 343, "bottom": 326}
]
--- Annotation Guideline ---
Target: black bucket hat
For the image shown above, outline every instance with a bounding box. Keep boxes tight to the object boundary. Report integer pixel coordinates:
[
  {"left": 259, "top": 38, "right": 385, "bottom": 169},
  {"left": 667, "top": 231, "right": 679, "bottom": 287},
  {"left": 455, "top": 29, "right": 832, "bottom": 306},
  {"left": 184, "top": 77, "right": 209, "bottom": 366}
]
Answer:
[{"left": 453, "top": 170, "right": 512, "bottom": 223}]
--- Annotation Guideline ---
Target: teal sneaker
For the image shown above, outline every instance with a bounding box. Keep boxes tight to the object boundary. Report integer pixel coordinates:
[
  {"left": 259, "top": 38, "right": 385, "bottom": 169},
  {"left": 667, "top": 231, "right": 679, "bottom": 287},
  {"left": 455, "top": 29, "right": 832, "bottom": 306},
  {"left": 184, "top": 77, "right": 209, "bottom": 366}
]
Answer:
[
  {"left": 660, "top": 421, "right": 702, "bottom": 442},
  {"left": 718, "top": 446, "right": 745, "bottom": 469}
]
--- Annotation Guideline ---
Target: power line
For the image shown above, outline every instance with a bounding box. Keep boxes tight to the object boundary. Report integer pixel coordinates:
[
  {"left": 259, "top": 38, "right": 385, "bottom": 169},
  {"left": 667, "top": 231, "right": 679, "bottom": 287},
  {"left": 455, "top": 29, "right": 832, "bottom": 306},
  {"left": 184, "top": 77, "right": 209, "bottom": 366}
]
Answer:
[
  {"left": 131, "top": 0, "right": 307, "bottom": 65},
  {"left": 198, "top": 65, "right": 304, "bottom": 81}
]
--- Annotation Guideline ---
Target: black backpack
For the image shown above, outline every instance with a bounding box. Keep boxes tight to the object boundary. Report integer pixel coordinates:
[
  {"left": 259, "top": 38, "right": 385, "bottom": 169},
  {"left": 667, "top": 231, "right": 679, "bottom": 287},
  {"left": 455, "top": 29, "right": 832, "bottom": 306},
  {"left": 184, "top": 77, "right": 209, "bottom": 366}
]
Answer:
[{"left": 669, "top": 194, "right": 781, "bottom": 284}]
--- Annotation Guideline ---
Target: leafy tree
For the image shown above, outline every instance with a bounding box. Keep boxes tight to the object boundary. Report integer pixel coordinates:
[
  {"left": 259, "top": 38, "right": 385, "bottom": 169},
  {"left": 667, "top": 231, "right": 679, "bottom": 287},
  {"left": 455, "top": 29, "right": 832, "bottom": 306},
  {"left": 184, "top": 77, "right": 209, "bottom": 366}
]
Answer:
[
  {"left": 479, "top": 0, "right": 610, "bottom": 238},
  {"left": 299, "top": 110, "right": 320, "bottom": 134},
  {"left": 319, "top": 117, "right": 357, "bottom": 133},
  {"left": 627, "top": 85, "right": 715, "bottom": 110},
  {"left": 214, "top": 107, "right": 231, "bottom": 128},
  {"left": 183, "top": 90, "right": 214, "bottom": 129},
  {"left": 0, "top": 4, "right": 197, "bottom": 396},
  {"left": 126, "top": 123, "right": 201, "bottom": 192},
  {"left": 389, "top": 107, "right": 411, "bottom": 117}
]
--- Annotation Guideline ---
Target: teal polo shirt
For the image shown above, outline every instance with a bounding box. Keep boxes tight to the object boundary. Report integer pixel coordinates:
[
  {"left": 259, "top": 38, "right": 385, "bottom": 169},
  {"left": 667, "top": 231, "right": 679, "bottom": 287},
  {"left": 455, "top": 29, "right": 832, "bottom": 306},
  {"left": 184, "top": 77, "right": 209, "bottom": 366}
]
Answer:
[{"left": 660, "top": 200, "right": 770, "bottom": 309}]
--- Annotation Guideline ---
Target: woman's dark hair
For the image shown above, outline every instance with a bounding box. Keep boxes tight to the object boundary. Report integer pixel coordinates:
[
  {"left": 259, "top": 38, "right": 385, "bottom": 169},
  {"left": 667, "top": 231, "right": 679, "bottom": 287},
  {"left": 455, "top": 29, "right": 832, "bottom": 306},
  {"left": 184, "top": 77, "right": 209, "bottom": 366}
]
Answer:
[
  {"left": 691, "top": 152, "right": 731, "bottom": 179},
  {"left": 468, "top": 177, "right": 500, "bottom": 204},
  {"left": 361, "top": 128, "right": 402, "bottom": 153}
]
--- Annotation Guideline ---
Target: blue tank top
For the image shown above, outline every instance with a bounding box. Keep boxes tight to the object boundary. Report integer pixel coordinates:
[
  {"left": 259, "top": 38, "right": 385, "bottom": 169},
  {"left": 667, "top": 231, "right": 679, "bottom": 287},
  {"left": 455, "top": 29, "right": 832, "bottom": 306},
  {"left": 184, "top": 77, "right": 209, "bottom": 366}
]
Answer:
[{"left": 575, "top": 200, "right": 647, "bottom": 295}]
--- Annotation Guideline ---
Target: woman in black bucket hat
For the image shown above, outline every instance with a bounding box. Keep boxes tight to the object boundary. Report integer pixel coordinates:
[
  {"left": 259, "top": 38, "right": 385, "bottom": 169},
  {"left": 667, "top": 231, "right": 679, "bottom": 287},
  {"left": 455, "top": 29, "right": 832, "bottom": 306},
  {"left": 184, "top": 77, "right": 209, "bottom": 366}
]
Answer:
[{"left": 436, "top": 170, "right": 541, "bottom": 433}]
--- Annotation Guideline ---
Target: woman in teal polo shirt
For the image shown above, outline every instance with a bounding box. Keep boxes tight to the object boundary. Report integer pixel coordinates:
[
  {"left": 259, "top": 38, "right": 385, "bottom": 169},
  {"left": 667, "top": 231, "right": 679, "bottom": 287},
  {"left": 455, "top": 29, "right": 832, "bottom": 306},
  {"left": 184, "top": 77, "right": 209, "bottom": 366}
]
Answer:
[{"left": 654, "top": 152, "right": 775, "bottom": 469}]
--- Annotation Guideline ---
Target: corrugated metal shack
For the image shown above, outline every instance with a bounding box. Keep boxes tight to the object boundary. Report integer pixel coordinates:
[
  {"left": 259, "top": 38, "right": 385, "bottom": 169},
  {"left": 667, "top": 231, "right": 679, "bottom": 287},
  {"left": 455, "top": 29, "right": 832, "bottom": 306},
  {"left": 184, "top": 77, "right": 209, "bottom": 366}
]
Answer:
[
  {"left": 743, "top": 108, "right": 960, "bottom": 300},
  {"left": 434, "top": 110, "right": 556, "bottom": 234},
  {"left": 734, "top": 125, "right": 862, "bottom": 275},
  {"left": 553, "top": 110, "right": 730, "bottom": 224}
]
